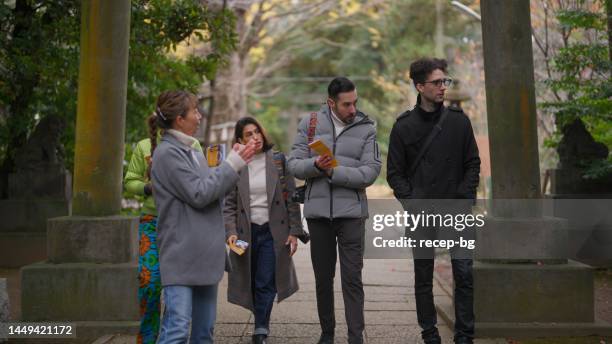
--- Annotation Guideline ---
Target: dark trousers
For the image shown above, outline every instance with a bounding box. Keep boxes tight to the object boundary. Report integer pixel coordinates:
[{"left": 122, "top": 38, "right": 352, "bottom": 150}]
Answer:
[
  {"left": 413, "top": 256, "right": 474, "bottom": 342},
  {"left": 251, "top": 223, "right": 276, "bottom": 335},
  {"left": 307, "top": 218, "right": 365, "bottom": 344}
]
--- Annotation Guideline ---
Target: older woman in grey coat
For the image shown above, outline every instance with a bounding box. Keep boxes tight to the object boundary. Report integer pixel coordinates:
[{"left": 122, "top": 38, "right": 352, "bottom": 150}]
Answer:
[
  {"left": 150, "top": 90, "right": 256, "bottom": 344},
  {"left": 224, "top": 117, "right": 303, "bottom": 344}
]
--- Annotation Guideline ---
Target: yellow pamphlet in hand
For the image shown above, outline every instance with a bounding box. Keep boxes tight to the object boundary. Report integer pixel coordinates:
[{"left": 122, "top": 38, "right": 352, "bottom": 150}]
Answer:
[
  {"left": 308, "top": 139, "right": 338, "bottom": 168},
  {"left": 206, "top": 144, "right": 226, "bottom": 167},
  {"left": 229, "top": 240, "right": 249, "bottom": 255},
  {"left": 206, "top": 145, "right": 220, "bottom": 167}
]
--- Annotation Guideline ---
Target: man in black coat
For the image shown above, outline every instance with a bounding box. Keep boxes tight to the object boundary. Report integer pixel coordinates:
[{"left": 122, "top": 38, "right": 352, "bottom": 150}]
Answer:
[{"left": 386, "top": 58, "right": 480, "bottom": 344}]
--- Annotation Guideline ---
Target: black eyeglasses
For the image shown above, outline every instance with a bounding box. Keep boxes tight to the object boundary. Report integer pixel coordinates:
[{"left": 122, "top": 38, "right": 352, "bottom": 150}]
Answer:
[{"left": 422, "top": 78, "right": 453, "bottom": 87}]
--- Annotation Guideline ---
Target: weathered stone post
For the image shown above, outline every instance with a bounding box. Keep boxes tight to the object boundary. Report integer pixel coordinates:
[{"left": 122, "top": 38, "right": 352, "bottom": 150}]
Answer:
[
  {"left": 72, "top": 0, "right": 131, "bottom": 217},
  {"left": 472, "top": 0, "right": 611, "bottom": 337},
  {"left": 20, "top": 1, "right": 139, "bottom": 342}
]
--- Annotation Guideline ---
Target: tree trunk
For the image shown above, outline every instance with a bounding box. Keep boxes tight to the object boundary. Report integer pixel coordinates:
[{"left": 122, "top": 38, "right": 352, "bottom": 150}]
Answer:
[
  {"left": 209, "top": 3, "right": 250, "bottom": 131},
  {"left": 215, "top": 52, "right": 248, "bottom": 123}
]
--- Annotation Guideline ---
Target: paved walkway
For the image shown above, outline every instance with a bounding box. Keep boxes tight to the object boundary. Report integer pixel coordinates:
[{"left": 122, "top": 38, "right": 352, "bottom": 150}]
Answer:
[
  {"left": 211, "top": 242, "right": 505, "bottom": 344},
  {"left": 95, "top": 241, "right": 506, "bottom": 344},
  {"left": 1, "top": 219, "right": 509, "bottom": 343}
]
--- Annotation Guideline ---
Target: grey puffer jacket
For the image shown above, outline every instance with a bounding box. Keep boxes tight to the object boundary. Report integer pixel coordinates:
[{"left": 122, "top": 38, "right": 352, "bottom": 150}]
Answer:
[{"left": 288, "top": 105, "right": 381, "bottom": 219}]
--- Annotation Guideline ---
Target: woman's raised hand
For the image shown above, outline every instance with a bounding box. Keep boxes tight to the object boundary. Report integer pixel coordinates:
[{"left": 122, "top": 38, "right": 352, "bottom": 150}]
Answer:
[{"left": 232, "top": 140, "right": 257, "bottom": 164}]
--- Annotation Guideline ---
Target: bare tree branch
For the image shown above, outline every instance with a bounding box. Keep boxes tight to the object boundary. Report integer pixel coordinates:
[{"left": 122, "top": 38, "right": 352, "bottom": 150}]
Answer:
[
  {"left": 248, "top": 85, "right": 283, "bottom": 98},
  {"left": 245, "top": 53, "right": 290, "bottom": 86},
  {"left": 264, "top": 0, "right": 333, "bottom": 20},
  {"left": 239, "top": 0, "right": 267, "bottom": 58}
]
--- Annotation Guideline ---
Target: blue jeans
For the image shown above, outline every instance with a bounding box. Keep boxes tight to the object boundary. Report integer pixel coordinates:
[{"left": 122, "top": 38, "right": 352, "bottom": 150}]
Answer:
[
  {"left": 251, "top": 223, "right": 277, "bottom": 336},
  {"left": 157, "top": 284, "right": 218, "bottom": 344}
]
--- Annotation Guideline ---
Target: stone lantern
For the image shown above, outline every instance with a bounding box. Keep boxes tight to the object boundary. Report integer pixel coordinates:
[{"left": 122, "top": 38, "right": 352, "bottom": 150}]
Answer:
[{"left": 445, "top": 79, "right": 471, "bottom": 108}]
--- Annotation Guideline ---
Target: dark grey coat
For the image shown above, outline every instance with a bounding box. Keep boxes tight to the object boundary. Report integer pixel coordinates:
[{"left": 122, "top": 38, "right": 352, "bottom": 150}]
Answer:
[
  {"left": 288, "top": 105, "right": 382, "bottom": 219},
  {"left": 152, "top": 134, "right": 239, "bottom": 286},
  {"left": 223, "top": 150, "right": 301, "bottom": 311}
]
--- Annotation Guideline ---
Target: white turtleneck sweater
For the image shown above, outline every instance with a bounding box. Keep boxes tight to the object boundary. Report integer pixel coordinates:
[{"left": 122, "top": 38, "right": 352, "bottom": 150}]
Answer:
[
  {"left": 330, "top": 108, "right": 347, "bottom": 138},
  {"left": 248, "top": 152, "right": 268, "bottom": 225}
]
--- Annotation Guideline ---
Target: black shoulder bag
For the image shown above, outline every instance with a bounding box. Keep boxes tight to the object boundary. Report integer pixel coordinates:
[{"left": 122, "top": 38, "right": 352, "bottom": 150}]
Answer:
[{"left": 408, "top": 108, "right": 449, "bottom": 177}]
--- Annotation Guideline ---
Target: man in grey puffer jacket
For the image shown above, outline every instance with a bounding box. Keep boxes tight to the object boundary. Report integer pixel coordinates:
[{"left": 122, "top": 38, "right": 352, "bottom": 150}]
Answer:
[{"left": 288, "top": 77, "right": 381, "bottom": 344}]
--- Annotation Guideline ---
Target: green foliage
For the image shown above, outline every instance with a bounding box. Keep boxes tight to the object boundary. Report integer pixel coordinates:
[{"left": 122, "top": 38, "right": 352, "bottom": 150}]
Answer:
[
  {"left": 125, "top": 0, "right": 236, "bottom": 148},
  {"left": 252, "top": 105, "right": 288, "bottom": 153},
  {"left": 249, "top": 0, "right": 478, "bottom": 182},
  {"left": 0, "top": 0, "right": 81, "bottom": 173},
  {"left": 0, "top": 0, "right": 236, "bottom": 179},
  {"left": 541, "top": 0, "right": 611, "bottom": 179},
  {"left": 557, "top": 8, "right": 606, "bottom": 30}
]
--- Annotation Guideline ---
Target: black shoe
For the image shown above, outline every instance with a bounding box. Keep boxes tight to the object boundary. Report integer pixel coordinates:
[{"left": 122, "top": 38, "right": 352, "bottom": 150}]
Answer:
[
  {"left": 423, "top": 334, "right": 442, "bottom": 344},
  {"left": 317, "top": 333, "right": 334, "bottom": 344},
  {"left": 454, "top": 337, "right": 473, "bottom": 344},
  {"left": 252, "top": 334, "right": 267, "bottom": 344}
]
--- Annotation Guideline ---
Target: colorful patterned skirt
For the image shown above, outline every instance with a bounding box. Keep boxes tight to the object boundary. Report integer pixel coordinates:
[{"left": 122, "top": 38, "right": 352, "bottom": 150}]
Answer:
[{"left": 138, "top": 214, "right": 161, "bottom": 344}]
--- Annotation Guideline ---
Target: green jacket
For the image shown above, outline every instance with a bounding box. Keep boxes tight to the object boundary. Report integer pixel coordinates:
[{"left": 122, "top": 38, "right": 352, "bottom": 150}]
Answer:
[{"left": 124, "top": 137, "right": 203, "bottom": 216}]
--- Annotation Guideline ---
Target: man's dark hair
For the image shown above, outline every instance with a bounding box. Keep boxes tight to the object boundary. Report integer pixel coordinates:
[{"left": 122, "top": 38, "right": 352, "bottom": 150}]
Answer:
[
  {"left": 409, "top": 58, "right": 448, "bottom": 87},
  {"left": 328, "top": 77, "right": 356, "bottom": 100}
]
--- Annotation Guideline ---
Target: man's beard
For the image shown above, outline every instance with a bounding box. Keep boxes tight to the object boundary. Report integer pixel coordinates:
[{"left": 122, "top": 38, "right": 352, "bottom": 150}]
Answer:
[{"left": 332, "top": 105, "right": 354, "bottom": 124}]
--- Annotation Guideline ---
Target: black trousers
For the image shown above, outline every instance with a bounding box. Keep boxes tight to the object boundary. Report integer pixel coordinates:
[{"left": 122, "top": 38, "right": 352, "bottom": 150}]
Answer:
[
  {"left": 413, "top": 255, "right": 474, "bottom": 341},
  {"left": 406, "top": 200, "right": 475, "bottom": 342},
  {"left": 307, "top": 218, "right": 365, "bottom": 344}
]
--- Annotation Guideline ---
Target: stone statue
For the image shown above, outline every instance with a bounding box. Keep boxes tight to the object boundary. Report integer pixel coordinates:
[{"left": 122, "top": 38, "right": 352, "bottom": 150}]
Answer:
[
  {"left": 8, "top": 115, "right": 70, "bottom": 200},
  {"left": 557, "top": 117, "right": 608, "bottom": 170},
  {"left": 14, "top": 115, "right": 66, "bottom": 173}
]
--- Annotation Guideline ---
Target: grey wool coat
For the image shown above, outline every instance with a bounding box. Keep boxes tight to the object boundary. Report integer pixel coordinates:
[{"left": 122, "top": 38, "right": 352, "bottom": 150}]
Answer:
[
  {"left": 152, "top": 133, "right": 239, "bottom": 286},
  {"left": 223, "top": 150, "right": 301, "bottom": 311}
]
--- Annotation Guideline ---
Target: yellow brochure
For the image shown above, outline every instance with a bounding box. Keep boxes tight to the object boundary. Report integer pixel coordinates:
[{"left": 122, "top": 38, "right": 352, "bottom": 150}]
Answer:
[{"left": 308, "top": 139, "right": 338, "bottom": 168}]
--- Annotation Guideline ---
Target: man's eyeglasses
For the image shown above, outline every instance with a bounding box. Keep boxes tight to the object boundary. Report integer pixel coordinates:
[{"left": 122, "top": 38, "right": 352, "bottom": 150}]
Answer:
[{"left": 422, "top": 78, "right": 453, "bottom": 87}]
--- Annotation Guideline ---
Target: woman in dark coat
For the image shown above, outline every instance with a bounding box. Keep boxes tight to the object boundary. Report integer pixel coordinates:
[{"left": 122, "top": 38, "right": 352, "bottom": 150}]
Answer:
[{"left": 224, "top": 117, "right": 303, "bottom": 344}]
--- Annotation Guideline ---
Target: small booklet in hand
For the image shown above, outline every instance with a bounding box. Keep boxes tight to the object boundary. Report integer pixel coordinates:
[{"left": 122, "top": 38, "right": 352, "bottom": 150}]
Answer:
[
  {"left": 308, "top": 139, "right": 338, "bottom": 168},
  {"left": 229, "top": 239, "right": 249, "bottom": 255},
  {"left": 206, "top": 144, "right": 226, "bottom": 167}
]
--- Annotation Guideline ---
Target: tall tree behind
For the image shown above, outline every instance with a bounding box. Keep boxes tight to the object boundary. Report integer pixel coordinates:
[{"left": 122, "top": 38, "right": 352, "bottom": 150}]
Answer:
[
  {"left": 205, "top": 0, "right": 337, "bottom": 129},
  {"left": 0, "top": 0, "right": 237, "bottom": 198}
]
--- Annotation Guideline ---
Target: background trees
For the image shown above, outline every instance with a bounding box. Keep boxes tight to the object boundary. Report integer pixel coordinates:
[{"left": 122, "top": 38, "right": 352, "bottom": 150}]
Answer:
[
  {"left": 531, "top": 0, "right": 611, "bottom": 179},
  {"left": 0, "top": 0, "right": 608, "bottom": 196},
  {"left": 0, "top": 0, "right": 236, "bottom": 197}
]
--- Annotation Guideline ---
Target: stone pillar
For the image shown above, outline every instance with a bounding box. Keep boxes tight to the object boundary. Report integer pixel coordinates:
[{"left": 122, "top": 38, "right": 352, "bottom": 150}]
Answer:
[
  {"left": 72, "top": 0, "right": 131, "bottom": 217},
  {"left": 20, "top": 1, "right": 139, "bottom": 342},
  {"left": 470, "top": 0, "right": 612, "bottom": 337},
  {"left": 481, "top": 0, "right": 541, "bottom": 201}
]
